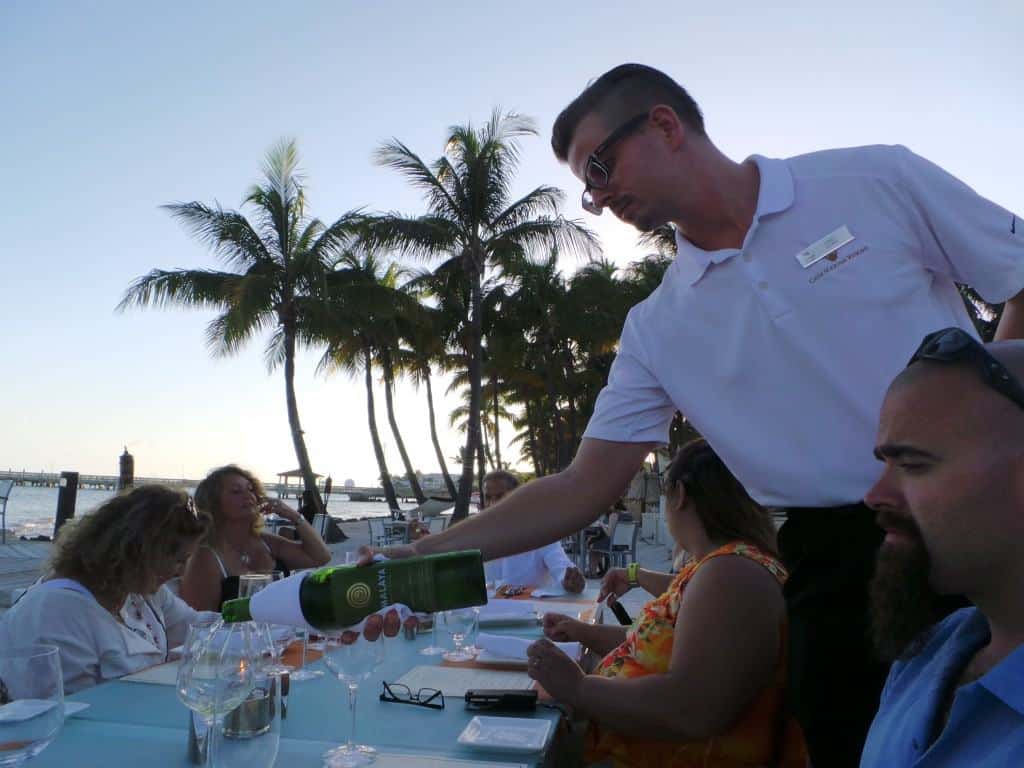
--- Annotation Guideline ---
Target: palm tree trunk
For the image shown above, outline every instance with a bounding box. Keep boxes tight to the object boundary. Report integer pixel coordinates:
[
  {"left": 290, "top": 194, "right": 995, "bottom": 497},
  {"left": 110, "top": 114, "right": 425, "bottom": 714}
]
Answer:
[
  {"left": 453, "top": 268, "right": 483, "bottom": 522},
  {"left": 425, "top": 372, "right": 458, "bottom": 500},
  {"left": 364, "top": 350, "right": 400, "bottom": 512},
  {"left": 492, "top": 382, "right": 502, "bottom": 469},
  {"left": 283, "top": 325, "right": 328, "bottom": 519},
  {"left": 477, "top": 439, "right": 487, "bottom": 501},
  {"left": 563, "top": 347, "right": 579, "bottom": 452},
  {"left": 480, "top": 409, "right": 495, "bottom": 471},
  {"left": 525, "top": 402, "right": 543, "bottom": 477},
  {"left": 382, "top": 362, "right": 427, "bottom": 503}
]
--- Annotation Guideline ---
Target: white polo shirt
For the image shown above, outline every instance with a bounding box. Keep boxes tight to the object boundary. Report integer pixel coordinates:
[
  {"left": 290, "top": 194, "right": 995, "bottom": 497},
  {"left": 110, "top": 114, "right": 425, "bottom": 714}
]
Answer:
[
  {"left": 584, "top": 144, "right": 1024, "bottom": 508},
  {"left": 484, "top": 542, "right": 574, "bottom": 588}
]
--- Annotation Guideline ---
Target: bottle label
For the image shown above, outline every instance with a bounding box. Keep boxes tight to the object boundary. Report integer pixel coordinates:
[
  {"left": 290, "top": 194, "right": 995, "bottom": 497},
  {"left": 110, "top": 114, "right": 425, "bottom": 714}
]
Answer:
[{"left": 247, "top": 571, "right": 318, "bottom": 632}]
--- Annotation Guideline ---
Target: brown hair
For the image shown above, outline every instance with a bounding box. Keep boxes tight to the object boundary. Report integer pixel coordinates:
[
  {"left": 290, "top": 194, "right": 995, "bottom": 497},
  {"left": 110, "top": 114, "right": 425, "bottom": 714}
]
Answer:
[
  {"left": 194, "top": 464, "right": 266, "bottom": 542},
  {"left": 482, "top": 469, "right": 520, "bottom": 492},
  {"left": 665, "top": 439, "right": 777, "bottom": 556},
  {"left": 49, "top": 484, "right": 208, "bottom": 597},
  {"left": 552, "top": 63, "right": 706, "bottom": 162}
]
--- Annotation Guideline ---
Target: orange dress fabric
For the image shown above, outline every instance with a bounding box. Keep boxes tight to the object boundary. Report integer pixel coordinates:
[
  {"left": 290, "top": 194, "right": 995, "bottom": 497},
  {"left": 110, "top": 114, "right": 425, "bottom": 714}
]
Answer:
[{"left": 584, "top": 542, "right": 807, "bottom": 767}]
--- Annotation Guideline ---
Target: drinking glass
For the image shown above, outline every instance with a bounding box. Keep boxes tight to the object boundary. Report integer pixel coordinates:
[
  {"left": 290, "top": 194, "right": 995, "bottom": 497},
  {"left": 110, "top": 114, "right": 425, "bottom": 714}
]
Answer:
[
  {"left": 440, "top": 608, "right": 478, "bottom": 662},
  {"left": 321, "top": 632, "right": 385, "bottom": 767},
  {"left": 176, "top": 620, "right": 259, "bottom": 766},
  {"left": 237, "top": 575, "right": 294, "bottom": 675},
  {"left": 462, "top": 606, "right": 482, "bottom": 657},
  {"left": 288, "top": 626, "right": 324, "bottom": 682},
  {"left": 0, "top": 645, "right": 63, "bottom": 767},
  {"left": 416, "top": 613, "right": 445, "bottom": 656},
  {"left": 237, "top": 574, "right": 273, "bottom": 599}
]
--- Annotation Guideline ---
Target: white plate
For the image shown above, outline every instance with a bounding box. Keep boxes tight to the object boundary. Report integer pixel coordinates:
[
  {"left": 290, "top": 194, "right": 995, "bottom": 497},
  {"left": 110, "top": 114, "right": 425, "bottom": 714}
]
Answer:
[
  {"left": 65, "top": 701, "right": 90, "bottom": 717},
  {"left": 457, "top": 716, "right": 552, "bottom": 754}
]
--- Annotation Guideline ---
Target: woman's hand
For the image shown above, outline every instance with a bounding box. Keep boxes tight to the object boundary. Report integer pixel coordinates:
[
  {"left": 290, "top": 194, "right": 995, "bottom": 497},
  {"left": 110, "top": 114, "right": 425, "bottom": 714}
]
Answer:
[
  {"left": 541, "top": 612, "right": 580, "bottom": 642},
  {"left": 356, "top": 543, "right": 417, "bottom": 566},
  {"left": 526, "top": 639, "right": 584, "bottom": 705},
  {"left": 598, "top": 568, "right": 631, "bottom": 603},
  {"left": 261, "top": 498, "right": 301, "bottom": 524},
  {"left": 561, "top": 566, "right": 586, "bottom": 594}
]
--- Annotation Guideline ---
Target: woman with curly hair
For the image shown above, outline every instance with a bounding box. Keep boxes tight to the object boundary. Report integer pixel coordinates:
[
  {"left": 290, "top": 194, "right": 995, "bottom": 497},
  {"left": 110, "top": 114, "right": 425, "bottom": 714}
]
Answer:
[
  {"left": 179, "top": 465, "right": 331, "bottom": 611},
  {"left": 0, "top": 485, "right": 214, "bottom": 693}
]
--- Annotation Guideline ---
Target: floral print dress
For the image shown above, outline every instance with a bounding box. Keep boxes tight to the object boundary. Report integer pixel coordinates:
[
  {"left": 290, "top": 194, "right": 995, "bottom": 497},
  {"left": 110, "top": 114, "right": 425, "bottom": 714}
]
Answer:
[{"left": 585, "top": 542, "right": 807, "bottom": 767}]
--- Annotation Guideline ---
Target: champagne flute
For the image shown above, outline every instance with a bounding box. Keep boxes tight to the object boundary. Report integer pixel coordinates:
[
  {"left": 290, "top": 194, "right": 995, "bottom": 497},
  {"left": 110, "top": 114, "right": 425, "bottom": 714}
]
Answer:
[
  {"left": 0, "top": 644, "right": 63, "bottom": 767},
  {"left": 321, "top": 631, "right": 385, "bottom": 767},
  {"left": 176, "top": 620, "right": 258, "bottom": 767}
]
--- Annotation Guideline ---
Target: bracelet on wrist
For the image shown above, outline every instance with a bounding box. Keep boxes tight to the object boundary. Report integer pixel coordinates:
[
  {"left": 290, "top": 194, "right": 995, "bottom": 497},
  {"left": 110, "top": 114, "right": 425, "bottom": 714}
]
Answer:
[{"left": 626, "top": 562, "right": 639, "bottom": 587}]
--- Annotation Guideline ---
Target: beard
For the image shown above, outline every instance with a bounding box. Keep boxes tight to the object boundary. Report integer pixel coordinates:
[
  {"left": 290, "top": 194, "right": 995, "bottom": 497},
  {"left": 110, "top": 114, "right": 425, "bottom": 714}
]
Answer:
[{"left": 869, "top": 513, "right": 949, "bottom": 662}]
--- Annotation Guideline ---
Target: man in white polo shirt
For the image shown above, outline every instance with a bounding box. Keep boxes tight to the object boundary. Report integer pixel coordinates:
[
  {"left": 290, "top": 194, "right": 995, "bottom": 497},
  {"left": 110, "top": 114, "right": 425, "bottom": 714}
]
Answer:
[
  {"left": 375, "top": 64, "right": 1024, "bottom": 766},
  {"left": 480, "top": 470, "right": 585, "bottom": 594}
]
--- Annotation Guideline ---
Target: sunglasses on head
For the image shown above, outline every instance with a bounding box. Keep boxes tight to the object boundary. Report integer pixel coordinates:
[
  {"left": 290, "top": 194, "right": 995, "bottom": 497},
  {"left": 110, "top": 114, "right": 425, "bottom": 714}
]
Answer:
[{"left": 908, "top": 327, "right": 1024, "bottom": 410}]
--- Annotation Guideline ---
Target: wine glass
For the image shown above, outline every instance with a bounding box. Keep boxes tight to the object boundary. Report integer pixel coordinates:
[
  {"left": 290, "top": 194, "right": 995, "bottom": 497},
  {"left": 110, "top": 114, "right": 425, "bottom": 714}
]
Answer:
[
  {"left": 321, "top": 631, "right": 385, "bottom": 767},
  {"left": 439, "top": 608, "right": 478, "bottom": 662},
  {"left": 237, "top": 575, "right": 294, "bottom": 676},
  {"left": 176, "top": 620, "right": 258, "bottom": 766},
  {"left": 0, "top": 645, "right": 63, "bottom": 767}
]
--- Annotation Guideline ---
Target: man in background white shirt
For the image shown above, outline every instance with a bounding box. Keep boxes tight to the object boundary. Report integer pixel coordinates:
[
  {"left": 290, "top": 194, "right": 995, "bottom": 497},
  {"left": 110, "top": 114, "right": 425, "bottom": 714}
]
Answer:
[{"left": 481, "top": 471, "right": 585, "bottom": 594}]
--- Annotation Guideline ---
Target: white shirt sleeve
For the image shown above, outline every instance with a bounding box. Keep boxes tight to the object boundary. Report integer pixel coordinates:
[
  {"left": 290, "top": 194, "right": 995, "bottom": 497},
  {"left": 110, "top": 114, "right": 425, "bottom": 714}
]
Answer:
[
  {"left": 893, "top": 145, "right": 1024, "bottom": 303},
  {"left": 540, "top": 542, "right": 574, "bottom": 586},
  {"left": 582, "top": 308, "right": 677, "bottom": 444}
]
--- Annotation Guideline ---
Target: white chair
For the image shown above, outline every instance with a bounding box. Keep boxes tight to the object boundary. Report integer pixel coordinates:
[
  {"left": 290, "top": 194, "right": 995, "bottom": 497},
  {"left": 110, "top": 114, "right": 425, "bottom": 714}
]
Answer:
[
  {"left": 368, "top": 518, "right": 405, "bottom": 547},
  {"left": 0, "top": 479, "right": 13, "bottom": 544},
  {"left": 590, "top": 521, "right": 640, "bottom": 569},
  {"left": 427, "top": 516, "right": 446, "bottom": 535}
]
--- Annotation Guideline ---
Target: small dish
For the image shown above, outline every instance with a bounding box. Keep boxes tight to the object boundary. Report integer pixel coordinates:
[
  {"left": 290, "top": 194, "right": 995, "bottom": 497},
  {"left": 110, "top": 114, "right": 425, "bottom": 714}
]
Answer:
[{"left": 457, "top": 715, "right": 552, "bottom": 754}]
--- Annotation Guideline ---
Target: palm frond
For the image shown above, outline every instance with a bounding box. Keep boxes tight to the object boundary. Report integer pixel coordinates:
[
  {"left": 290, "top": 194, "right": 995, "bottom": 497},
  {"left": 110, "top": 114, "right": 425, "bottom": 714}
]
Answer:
[{"left": 160, "top": 202, "right": 271, "bottom": 270}]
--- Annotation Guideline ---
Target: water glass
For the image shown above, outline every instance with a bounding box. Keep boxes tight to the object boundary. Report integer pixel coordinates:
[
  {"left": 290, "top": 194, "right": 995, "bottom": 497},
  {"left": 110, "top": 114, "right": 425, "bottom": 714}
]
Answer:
[
  {"left": 440, "top": 608, "right": 478, "bottom": 663},
  {"left": 416, "top": 613, "right": 445, "bottom": 656},
  {"left": 0, "top": 645, "right": 63, "bottom": 767},
  {"left": 321, "top": 631, "right": 385, "bottom": 767},
  {"left": 213, "top": 665, "right": 281, "bottom": 768}
]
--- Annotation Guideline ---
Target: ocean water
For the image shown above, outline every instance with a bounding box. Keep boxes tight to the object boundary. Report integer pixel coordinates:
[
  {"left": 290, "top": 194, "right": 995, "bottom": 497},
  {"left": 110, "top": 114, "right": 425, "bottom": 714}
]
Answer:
[{"left": 1, "top": 485, "right": 406, "bottom": 540}]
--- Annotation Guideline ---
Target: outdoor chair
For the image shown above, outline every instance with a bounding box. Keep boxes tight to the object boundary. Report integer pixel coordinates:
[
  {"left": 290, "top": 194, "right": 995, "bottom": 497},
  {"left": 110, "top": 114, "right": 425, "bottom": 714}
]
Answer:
[
  {"left": 426, "top": 516, "right": 446, "bottom": 535},
  {"left": 369, "top": 518, "right": 405, "bottom": 548},
  {"left": 590, "top": 521, "right": 640, "bottom": 570}
]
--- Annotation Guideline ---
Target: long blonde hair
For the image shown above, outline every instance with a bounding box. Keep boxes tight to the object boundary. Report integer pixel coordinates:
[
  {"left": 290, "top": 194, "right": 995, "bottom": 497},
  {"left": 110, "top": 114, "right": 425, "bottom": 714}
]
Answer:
[
  {"left": 193, "top": 464, "right": 267, "bottom": 543},
  {"left": 49, "top": 485, "right": 208, "bottom": 597}
]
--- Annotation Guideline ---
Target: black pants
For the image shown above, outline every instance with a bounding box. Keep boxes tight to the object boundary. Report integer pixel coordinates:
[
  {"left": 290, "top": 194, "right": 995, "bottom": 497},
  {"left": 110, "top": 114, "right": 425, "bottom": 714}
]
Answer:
[{"left": 778, "top": 504, "right": 889, "bottom": 768}]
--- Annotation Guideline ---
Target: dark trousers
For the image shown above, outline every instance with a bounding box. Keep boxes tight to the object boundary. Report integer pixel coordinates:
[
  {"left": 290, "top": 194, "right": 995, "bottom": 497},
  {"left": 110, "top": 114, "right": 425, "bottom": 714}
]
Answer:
[{"left": 778, "top": 504, "right": 889, "bottom": 768}]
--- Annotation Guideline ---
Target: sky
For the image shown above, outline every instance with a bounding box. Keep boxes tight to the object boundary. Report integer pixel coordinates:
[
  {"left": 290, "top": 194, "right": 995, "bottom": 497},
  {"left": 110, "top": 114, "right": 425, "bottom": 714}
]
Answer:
[{"left": 1, "top": 1, "right": 1021, "bottom": 484}]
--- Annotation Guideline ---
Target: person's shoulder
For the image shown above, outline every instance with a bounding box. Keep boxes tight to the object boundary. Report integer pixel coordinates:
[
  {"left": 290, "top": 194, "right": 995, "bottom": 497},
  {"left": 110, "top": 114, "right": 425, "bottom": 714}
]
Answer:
[
  {"left": 784, "top": 144, "right": 916, "bottom": 184},
  {"left": 1, "top": 585, "right": 102, "bottom": 635},
  {"left": 685, "top": 548, "right": 785, "bottom": 610}
]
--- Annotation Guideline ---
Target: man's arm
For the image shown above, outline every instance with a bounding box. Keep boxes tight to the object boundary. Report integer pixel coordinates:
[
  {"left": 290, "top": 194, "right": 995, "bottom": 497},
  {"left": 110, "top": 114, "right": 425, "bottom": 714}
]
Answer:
[
  {"left": 994, "top": 289, "right": 1024, "bottom": 340},
  {"left": 414, "top": 438, "right": 655, "bottom": 561}
]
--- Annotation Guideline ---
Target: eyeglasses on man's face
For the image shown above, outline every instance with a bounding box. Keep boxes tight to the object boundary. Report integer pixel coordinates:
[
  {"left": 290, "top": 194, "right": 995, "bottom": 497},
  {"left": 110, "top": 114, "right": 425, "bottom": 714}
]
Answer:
[
  {"left": 581, "top": 113, "right": 649, "bottom": 216},
  {"left": 908, "top": 326, "right": 1024, "bottom": 410},
  {"left": 379, "top": 681, "right": 444, "bottom": 710}
]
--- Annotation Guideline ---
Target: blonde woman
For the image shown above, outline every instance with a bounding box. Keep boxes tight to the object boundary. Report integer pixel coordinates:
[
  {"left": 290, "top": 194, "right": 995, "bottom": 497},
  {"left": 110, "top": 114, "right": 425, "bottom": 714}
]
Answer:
[
  {"left": 0, "top": 485, "right": 213, "bottom": 694},
  {"left": 180, "top": 465, "right": 331, "bottom": 611}
]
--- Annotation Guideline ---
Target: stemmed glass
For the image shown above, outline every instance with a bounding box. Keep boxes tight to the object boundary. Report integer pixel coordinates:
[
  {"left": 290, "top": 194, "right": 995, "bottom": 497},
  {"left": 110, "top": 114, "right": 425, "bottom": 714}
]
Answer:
[
  {"left": 321, "top": 631, "right": 385, "bottom": 767},
  {"left": 237, "top": 575, "right": 293, "bottom": 676},
  {"left": 0, "top": 645, "right": 63, "bottom": 767},
  {"left": 440, "top": 608, "right": 478, "bottom": 662},
  {"left": 176, "top": 620, "right": 259, "bottom": 766}
]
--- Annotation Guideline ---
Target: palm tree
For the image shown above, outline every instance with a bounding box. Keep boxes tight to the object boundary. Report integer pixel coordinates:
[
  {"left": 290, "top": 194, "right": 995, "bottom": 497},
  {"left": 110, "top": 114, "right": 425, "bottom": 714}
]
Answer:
[
  {"left": 119, "top": 139, "right": 361, "bottom": 517},
  {"left": 368, "top": 110, "right": 599, "bottom": 520},
  {"left": 307, "top": 250, "right": 410, "bottom": 511}
]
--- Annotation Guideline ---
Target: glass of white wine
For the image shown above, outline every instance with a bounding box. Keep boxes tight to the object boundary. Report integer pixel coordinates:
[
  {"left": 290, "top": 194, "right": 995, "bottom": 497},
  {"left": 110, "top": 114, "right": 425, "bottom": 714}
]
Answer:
[
  {"left": 0, "top": 644, "right": 63, "bottom": 767},
  {"left": 176, "top": 620, "right": 258, "bottom": 767},
  {"left": 440, "top": 608, "right": 478, "bottom": 663}
]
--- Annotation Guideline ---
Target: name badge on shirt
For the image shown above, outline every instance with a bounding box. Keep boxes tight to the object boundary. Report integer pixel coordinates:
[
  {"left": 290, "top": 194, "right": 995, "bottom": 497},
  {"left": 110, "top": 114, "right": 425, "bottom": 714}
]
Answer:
[{"left": 795, "top": 226, "right": 855, "bottom": 268}]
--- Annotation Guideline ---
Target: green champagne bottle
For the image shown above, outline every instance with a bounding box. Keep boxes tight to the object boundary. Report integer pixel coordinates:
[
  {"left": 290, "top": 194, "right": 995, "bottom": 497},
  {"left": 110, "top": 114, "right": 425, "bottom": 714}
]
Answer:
[{"left": 221, "top": 550, "right": 487, "bottom": 630}]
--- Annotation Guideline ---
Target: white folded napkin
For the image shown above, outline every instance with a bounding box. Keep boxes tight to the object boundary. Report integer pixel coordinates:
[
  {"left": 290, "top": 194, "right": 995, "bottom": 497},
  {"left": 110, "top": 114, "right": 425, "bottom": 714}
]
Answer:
[
  {"left": 529, "top": 585, "right": 568, "bottom": 598},
  {"left": 476, "top": 633, "right": 579, "bottom": 662}
]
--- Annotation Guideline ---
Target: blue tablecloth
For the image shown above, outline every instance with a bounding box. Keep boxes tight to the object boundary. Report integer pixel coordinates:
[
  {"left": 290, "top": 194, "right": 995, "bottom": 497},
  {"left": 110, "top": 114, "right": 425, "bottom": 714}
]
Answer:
[{"left": 30, "top": 599, "right": 602, "bottom": 766}]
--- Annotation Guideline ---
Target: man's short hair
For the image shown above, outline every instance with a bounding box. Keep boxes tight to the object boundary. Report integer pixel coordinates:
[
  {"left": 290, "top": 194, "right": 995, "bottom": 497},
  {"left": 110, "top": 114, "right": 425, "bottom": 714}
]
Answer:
[
  {"left": 482, "top": 469, "right": 520, "bottom": 492},
  {"left": 552, "top": 63, "right": 706, "bottom": 162}
]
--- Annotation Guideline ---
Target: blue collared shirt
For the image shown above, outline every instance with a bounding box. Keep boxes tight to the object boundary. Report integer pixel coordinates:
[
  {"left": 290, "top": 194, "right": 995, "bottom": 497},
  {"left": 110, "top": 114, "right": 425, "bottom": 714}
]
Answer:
[{"left": 861, "top": 607, "right": 1024, "bottom": 766}]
